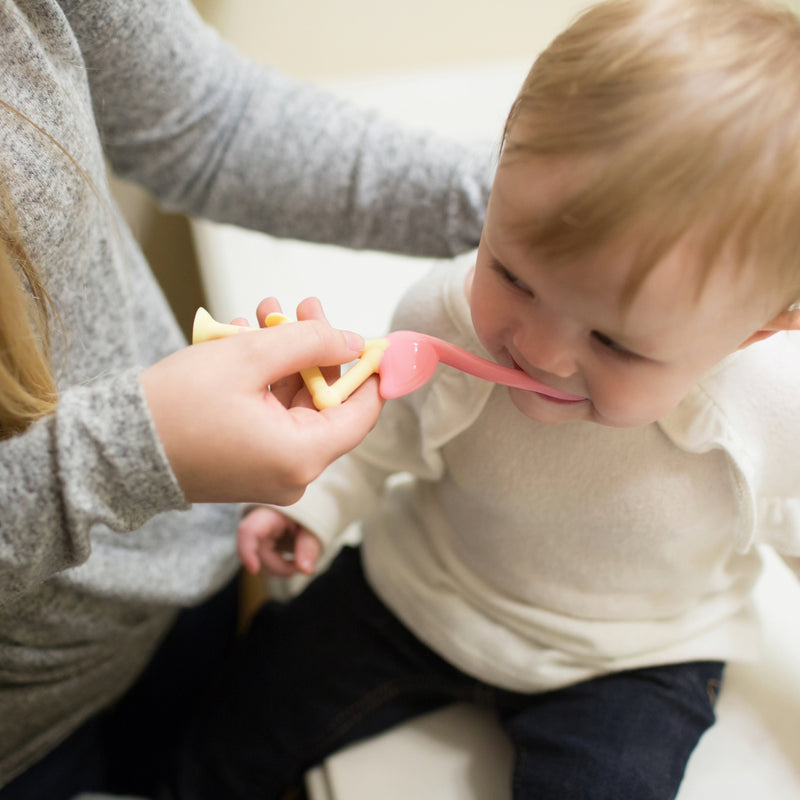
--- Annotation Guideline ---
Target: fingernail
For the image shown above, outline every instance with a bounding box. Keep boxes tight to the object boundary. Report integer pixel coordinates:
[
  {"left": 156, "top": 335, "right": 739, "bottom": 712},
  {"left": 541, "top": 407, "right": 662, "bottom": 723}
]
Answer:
[
  {"left": 297, "top": 557, "right": 313, "bottom": 575},
  {"left": 343, "top": 330, "right": 365, "bottom": 352}
]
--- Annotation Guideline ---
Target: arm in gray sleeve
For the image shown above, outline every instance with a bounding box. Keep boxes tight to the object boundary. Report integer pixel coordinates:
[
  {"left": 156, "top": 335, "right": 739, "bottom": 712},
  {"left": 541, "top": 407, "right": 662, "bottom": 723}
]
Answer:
[
  {"left": 60, "top": 0, "right": 491, "bottom": 257},
  {"left": 0, "top": 369, "right": 188, "bottom": 604}
]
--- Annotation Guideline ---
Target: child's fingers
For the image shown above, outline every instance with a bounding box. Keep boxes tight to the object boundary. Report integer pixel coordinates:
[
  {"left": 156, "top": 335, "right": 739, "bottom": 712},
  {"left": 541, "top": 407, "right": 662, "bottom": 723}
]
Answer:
[
  {"left": 294, "top": 528, "right": 322, "bottom": 575},
  {"left": 237, "top": 507, "right": 291, "bottom": 574},
  {"left": 258, "top": 544, "right": 298, "bottom": 577}
]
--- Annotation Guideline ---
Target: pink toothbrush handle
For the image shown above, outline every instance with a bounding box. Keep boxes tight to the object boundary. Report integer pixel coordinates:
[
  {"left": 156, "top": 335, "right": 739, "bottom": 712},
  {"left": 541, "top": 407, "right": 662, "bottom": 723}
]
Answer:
[{"left": 425, "top": 335, "right": 582, "bottom": 401}]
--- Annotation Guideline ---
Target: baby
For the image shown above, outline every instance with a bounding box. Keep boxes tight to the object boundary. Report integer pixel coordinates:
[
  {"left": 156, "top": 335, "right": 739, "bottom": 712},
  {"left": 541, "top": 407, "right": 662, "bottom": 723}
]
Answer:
[{"left": 180, "top": 1, "right": 800, "bottom": 798}]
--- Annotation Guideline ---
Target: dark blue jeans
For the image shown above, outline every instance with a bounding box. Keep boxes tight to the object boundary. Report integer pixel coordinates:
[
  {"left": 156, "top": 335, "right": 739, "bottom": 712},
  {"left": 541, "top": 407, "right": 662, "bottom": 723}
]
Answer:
[
  {"left": 178, "top": 546, "right": 724, "bottom": 800},
  {"left": 1, "top": 577, "right": 239, "bottom": 800}
]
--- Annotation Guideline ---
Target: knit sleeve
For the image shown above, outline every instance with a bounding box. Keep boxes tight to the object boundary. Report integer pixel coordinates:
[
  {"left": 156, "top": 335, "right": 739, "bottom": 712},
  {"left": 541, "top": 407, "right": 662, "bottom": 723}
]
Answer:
[
  {"left": 0, "top": 369, "right": 188, "bottom": 604},
  {"left": 60, "top": 0, "right": 491, "bottom": 258}
]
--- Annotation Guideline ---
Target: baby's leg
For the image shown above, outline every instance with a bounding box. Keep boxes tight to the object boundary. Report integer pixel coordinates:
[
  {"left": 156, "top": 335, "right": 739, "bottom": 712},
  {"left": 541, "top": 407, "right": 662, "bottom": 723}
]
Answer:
[
  {"left": 497, "top": 661, "right": 724, "bottom": 800},
  {"left": 175, "top": 546, "right": 473, "bottom": 800}
]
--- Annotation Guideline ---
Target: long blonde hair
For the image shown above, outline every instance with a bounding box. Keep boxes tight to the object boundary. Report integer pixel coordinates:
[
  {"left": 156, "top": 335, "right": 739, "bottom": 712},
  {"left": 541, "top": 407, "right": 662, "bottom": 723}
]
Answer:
[
  {"left": 0, "top": 192, "right": 57, "bottom": 437},
  {"left": 503, "top": 0, "right": 800, "bottom": 305},
  {"left": 0, "top": 103, "right": 59, "bottom": 438}
]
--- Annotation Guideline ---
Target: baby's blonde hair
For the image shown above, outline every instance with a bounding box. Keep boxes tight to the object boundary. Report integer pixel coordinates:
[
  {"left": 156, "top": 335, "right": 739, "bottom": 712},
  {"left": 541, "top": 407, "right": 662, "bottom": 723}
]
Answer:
[{"left": 503, "top": 0, "right": 800, "bottom": 305}]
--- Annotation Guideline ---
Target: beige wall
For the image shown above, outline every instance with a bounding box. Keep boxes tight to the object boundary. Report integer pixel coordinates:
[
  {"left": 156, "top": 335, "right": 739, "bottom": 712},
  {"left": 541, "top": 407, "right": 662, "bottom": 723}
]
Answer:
[
  {"left": 192, "top": 0, "right": 592, "bottom": 78},
  {"left": 193, "top": 0, "right": 800, "bottom": 79}
]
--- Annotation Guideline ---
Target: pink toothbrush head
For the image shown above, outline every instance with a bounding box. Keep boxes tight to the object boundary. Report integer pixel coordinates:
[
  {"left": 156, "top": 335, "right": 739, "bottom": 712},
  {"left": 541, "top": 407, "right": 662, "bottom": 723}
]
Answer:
[{"left": 376, "top": 331, "right": 439, "bottom": 398}]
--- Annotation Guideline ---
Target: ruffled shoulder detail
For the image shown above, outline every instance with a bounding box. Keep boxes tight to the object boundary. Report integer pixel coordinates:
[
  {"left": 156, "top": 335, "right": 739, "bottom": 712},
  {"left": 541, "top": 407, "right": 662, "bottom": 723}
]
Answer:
[{"left": 659, "top": 332, "right": 800, "bottom": 554}]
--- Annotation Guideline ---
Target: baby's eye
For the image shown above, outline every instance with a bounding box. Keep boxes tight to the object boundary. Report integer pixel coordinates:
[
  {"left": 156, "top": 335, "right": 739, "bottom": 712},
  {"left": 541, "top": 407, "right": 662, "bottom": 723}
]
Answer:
[
  {"left": 498, "top": 265, "right": 532, "bottom": 294},
  {"left": 592, "top": 331, "right": 637, "bottom": 359}
]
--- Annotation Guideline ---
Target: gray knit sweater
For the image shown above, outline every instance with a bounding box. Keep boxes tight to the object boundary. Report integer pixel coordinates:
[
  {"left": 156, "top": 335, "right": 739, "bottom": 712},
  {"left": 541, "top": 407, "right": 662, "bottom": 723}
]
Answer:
[{"left": 0, "top": 0, "right": 489, "bottom": 783}]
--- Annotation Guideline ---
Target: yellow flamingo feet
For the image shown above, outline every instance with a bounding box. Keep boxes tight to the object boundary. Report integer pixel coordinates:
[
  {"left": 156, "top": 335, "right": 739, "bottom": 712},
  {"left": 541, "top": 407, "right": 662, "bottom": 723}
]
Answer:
[{"left": 192, "top": 307, "right": 387, "bottom": 410}]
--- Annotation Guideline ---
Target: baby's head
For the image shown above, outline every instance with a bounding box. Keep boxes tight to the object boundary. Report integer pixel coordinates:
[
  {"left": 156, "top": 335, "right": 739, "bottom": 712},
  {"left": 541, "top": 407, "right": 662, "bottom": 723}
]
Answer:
[{"left": 469, "top": 0, "right": 800, "bottom": 427}]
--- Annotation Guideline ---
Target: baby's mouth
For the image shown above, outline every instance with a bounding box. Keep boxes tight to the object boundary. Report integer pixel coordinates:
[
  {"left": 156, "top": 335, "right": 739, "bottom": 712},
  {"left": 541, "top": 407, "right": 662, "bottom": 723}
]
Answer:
[
  {"left": 509, "top": 357, "right": 585, "bottom": 404},
  {"left": 533, "top": 389, "right": 585, "bottom": 405}
]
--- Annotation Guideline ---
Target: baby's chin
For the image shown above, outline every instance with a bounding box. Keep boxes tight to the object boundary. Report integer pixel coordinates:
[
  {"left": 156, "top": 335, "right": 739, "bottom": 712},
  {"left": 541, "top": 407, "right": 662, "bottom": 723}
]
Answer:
[
  {"left": 583, "top": 407, "right": 666, "bottom": 429},
  {"left": 508, "top": 389, "right": 669, "bottom": 428},
  {"left": 508, "top": 387, "right": 589, "bottom": 425}
]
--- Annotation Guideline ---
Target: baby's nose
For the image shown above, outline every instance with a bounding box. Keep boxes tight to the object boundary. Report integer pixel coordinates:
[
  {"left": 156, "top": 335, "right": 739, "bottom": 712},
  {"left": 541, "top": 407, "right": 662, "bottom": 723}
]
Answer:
[
  {"left": 537, "top": 346, "right": 577, "bottom": 378},
  {"left": 516, "top": 318, "right": 578, "bottom": 378}
]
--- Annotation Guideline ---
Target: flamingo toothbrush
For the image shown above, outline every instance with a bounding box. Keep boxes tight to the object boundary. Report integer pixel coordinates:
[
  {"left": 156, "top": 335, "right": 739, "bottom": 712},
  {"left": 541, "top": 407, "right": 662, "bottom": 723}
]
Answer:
[{"left": 191, "top": 307, "right": 583, "bottom": 409}]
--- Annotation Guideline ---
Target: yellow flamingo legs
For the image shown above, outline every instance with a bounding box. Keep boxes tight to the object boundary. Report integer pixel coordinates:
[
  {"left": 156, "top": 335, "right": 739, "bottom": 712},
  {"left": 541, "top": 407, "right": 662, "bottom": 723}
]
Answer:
[{"left": 191, "top": 307, "right": 388, "bottom": 410}]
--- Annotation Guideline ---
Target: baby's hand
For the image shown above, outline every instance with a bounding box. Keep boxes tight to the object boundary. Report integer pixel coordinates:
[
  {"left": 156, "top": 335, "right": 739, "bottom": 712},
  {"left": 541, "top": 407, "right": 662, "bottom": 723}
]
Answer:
[{"left": 237, "top": 506, "right": 321, "bottom": 577}]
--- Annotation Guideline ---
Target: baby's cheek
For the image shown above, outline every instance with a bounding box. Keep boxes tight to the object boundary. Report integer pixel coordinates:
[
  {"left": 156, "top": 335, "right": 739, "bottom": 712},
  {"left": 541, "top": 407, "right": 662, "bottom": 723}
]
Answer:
[{"left": 592, "top": 384, "right": 680, "bottom": 428}]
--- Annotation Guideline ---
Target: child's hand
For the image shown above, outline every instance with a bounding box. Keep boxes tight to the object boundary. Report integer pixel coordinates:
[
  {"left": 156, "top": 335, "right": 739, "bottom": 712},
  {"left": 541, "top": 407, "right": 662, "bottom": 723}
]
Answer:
[{"left": 237, "top": 506, "right": 322, "bottom": 577}]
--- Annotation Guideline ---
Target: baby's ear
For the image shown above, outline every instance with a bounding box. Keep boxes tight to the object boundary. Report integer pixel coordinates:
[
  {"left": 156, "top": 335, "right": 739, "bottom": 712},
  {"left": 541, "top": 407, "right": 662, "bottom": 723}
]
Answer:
[{"left": 737, "top": 306, "right": 800, "bottom": 349}]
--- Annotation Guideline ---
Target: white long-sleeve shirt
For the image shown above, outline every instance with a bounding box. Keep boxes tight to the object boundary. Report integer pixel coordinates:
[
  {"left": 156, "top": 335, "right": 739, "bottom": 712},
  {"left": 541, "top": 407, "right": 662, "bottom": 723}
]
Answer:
[{"left": 288, "top": 254, "right": 800, "bottom": 692}]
